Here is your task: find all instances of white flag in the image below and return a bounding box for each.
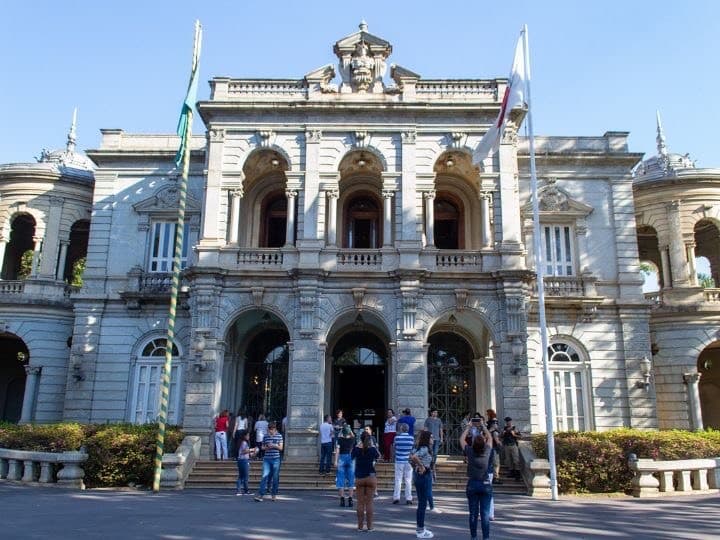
[473,33,527,163]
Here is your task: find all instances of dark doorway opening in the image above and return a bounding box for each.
[331,330,387,437]
[0,335,29,423]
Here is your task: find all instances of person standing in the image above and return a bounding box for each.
[383,408,397,461]
[214,409,230,461]
[334,425,356,507]
[501,416,521,479]
[352,431,381,532]
[410,430,435,539]
[254,414,268,459]
[397,408,416,436]
[319,414,334,475]
[254,421,283,502]
[423,408,444,468]
[333,409,347,447]
[232,409,248,458]
[392,422,414,505]
[235,429,256,495]
[460,422,494,540]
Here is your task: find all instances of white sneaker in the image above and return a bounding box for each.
[431,507,442,514]
[416,529,434,539]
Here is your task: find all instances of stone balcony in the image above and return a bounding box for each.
[645,287,720,309]
[0,279,77,307]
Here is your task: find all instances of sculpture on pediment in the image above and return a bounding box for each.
[539,184,569,212]
[351,41,374,92]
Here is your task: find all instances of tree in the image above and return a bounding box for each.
[697,272,715,288]
[18,249,34,279]
[70,257,86,287]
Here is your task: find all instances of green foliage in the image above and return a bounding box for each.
[70,257,86,287]
[531,429,720,494]
[83,424,184,488]
[697,272,715,288]
[0,422,183,488]
[18,249,34,279]
[639,262,654,276]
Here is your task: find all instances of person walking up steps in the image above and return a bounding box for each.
[214,409,230,461]
[392,422,414,505]
[254,422,283,502]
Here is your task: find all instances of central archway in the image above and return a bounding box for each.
[0,334,29,423]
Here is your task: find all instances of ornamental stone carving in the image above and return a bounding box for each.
[539,184,569,212]
[402,131,416,144]
[209,129,225,143]
[306,130,322,143]
[350,42,374,92]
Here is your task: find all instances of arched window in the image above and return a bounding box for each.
[260,193,288,248]
[2,214,36,280]
[434,196,464,249]
[344,195,381,249]
[548,342,592,431]
[242,328,289,422]
[129,338,182,424]
[64,220,90,284]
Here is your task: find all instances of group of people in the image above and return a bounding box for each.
[212,409,287,462]
[226,405,521,540]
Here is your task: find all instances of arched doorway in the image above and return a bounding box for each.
[0,335,29,423]
[222,311,290,424]
[698,342,720,429]
[2,214,36,280]
[330,327,388,435]
[427,331,476,455]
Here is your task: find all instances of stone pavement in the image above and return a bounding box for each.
[1,483,719,539]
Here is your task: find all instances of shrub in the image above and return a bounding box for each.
[531,429,720,494]
[0,422,85,452]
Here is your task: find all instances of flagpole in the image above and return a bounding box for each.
[522,24,558,501]
[153,20,202,493]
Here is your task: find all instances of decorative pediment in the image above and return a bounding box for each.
[521,181,593,219]
[334,22,393,94]
[133,186,202,219]
[304,64,337,93]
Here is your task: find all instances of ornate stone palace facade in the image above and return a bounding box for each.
[1,24,718,457]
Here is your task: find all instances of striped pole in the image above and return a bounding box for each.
[153,21,202,493]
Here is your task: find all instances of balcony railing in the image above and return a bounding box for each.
[236,249,284,266]
[535,276,585,297]
[704,288,720,302]
[0,280,25,294]
[435,251,483,269]
[336,249,383,268]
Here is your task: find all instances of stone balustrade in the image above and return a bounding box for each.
[435,251,483,269]
[703,288,720,302]
[0,447,88,489]
[336,249,382,268]
[236,248,284,266]
[160,436,201,490]
[0,280,25,294]
[518,441,550,497]
[628,454,720,497]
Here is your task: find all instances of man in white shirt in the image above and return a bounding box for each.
[319,414,334,475]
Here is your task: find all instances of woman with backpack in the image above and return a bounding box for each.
[460,419,494,540]
[351,430,381,531]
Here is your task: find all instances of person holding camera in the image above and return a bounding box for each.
[409,430,434,539]
[460,417,494,540]
[501,417,521,480]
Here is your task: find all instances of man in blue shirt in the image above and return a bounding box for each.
[397,408,416,436]
[392,422,414,504]
[254,422,283,502]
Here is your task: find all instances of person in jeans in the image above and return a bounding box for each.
[392,422,414,504]
[410,430,434,539]
[254,422,283,502]
[351,431,380,531]
[423,407,444,469]
[214,409,230,460]
[319,414,334,475]
[460,421,494,540]
[235,429,256,495]
[334,425,355,507]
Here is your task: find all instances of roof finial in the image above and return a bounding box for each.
[66,107,78,153]
[656,109,667,157]
[359,20,368,32]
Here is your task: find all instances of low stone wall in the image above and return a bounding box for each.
[0,448,88,489]
[518,440,550,497]
[160,436,201,489]
[628,454,720,497]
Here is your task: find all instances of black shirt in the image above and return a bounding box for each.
[464,445,493,482]
[351,446,380,478]
[337,436,355,455]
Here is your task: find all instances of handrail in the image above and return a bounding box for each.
[160,436,201,489]
[628,454,720,497]
[0,447,88,489]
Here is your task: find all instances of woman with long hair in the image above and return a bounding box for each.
[460,418,494,540]
[235,429,257,495]
[351,431,380,531]
[409,430,434,539]
[232,409,248,458]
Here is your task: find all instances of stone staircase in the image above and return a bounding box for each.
[186,458,527,494]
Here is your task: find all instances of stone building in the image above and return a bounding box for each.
[1,24,717,457]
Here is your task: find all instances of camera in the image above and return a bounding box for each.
[471,416,482,424]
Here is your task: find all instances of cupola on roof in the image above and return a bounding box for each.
[37,108,95,174]
[634,111,694,181]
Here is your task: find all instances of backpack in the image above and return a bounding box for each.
[466,446,495,482]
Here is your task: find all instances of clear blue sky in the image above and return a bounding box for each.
[2,1,718,168]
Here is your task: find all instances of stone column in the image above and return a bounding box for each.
[285,189,297,247]
[497,124,524,269]
[683,372,703,431]
[486,357,497,412]
[480,192,493,248]
[686,243,697,286]
[400,130,420,244]
[19,365,41,424]
[473,358,486,410]
[383,190,394,247]
[666,201,690,286]
[39,197,64,279]
[326,190,338,246]
[56,241,69,280]
[660,247,672,288]
[0,235,7,277]
[30,236,42,277]
[228,188,243,245]
[424,190,436,248]
[200,128,225,246]
[576,221,589,273]
[302,130,322,245]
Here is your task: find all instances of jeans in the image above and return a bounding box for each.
[258,457,281,497]
[431,438,440,468]
[336,453,355,489]
[214,431,227,460]
[466,478,493,540]
[393,461,413,501]
[319,442,333,473]
[355,475,377,529]
[236,459,249,493]
[413,470,432,530]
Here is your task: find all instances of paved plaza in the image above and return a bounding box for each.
[1,483,719,539]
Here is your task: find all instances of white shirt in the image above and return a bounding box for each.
[319,422,333,444]
[255,420,268,442]
[234,417,247,433]
[384,416,397,434]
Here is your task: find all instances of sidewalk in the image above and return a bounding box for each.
[1,483,718,539]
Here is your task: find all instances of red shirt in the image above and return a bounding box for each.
[215,416,229,432]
